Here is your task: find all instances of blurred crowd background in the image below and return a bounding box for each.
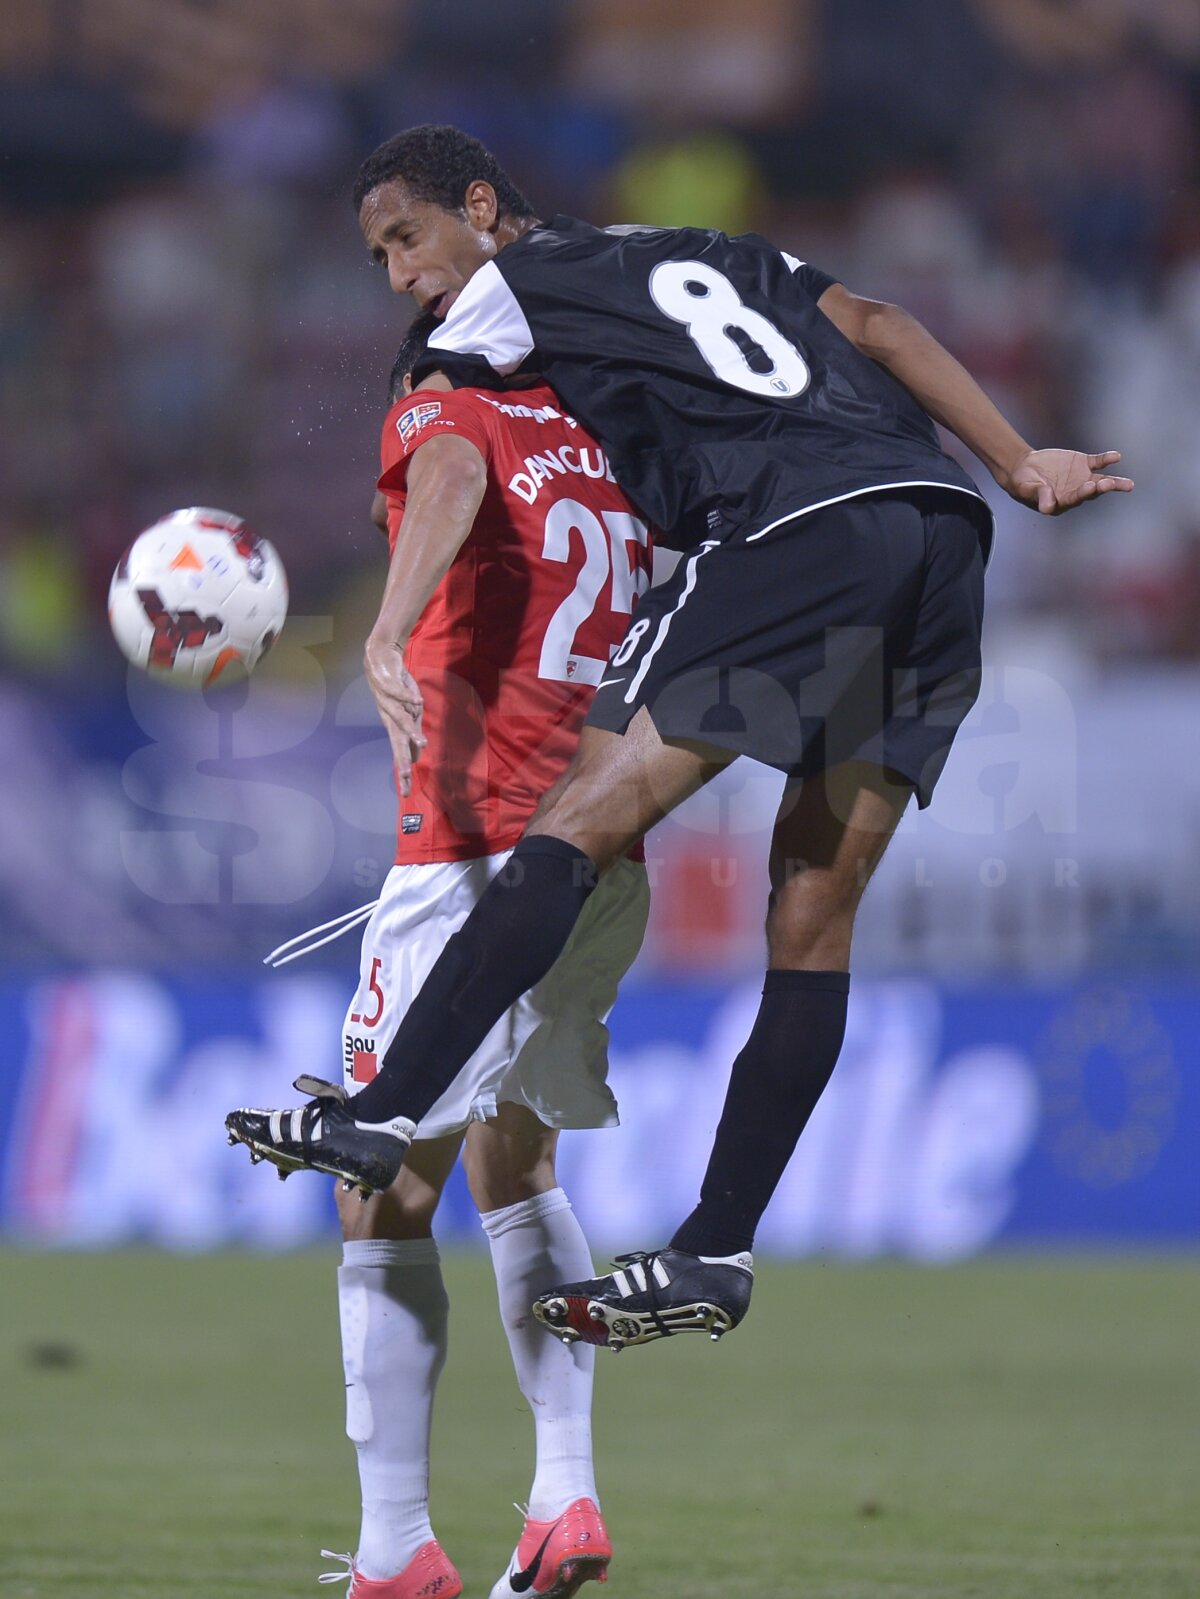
[2,0,1199,975]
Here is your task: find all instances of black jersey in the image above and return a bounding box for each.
[413,214,990,555]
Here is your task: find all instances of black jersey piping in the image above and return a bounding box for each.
[743,481,995,566]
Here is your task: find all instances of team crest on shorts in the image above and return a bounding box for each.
[401,813,423,833]
[398,402,442,446]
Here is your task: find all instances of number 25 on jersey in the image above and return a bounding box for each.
[538,499,650,685]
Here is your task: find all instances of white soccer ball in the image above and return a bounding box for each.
[108,507,288,688]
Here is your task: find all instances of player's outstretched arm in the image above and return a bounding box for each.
[1001,447,1134,515]
[366,431,487,795]
[816,284,1134,516]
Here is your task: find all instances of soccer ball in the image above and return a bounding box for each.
[108,507,288,688]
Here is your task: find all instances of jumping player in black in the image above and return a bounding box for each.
[228,126,1133,1350]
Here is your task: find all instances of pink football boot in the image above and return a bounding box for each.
[319,1539,462,1599]
[489,1498,612,1598]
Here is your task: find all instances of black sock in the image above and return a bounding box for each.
[670,969,850,1257]
[348,836,597,1125]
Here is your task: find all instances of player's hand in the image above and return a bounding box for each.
[1004,449,1134,516]
[364,636,427,797]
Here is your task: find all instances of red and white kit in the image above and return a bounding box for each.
[343,382,653,1137]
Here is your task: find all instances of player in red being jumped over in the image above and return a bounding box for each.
[231,315,651,1599]
[230,125,1133,1357]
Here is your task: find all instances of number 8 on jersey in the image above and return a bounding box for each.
[649,262,811,399]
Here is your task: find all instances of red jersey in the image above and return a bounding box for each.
[378,382,651,864]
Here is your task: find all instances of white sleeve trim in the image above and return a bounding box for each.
[780,251,805,273]
[427,259,534,376]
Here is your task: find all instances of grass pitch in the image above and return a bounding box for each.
[1,1250,1197,1598]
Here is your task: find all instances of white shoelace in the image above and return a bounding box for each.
[262,900,380,968]
[317,1549,354,1586]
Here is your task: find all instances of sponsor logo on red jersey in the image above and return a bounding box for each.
[398,401,443,447]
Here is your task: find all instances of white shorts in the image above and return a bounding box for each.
[341,853,650,1139]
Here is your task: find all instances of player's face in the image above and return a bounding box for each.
[360,180,499,318]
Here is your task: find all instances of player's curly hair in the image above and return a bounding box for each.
[353,124,536,221]
[389,310,439,404]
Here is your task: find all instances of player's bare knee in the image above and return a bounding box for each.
[526,799,624,874]
[463,1111,558,1214]
[766,875,857,968]
[467,1161,556,1214]
[527,716,718,869]
[335,1152,448,1241]
[526,769,634,872]
[463,1136,558,1212]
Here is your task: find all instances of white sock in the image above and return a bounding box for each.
[480,1187,598,1520]
[337,1237,448,1580]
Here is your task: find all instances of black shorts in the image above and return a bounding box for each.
[586,487,986,808]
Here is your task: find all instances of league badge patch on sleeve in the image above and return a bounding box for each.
[398,401,443,448]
